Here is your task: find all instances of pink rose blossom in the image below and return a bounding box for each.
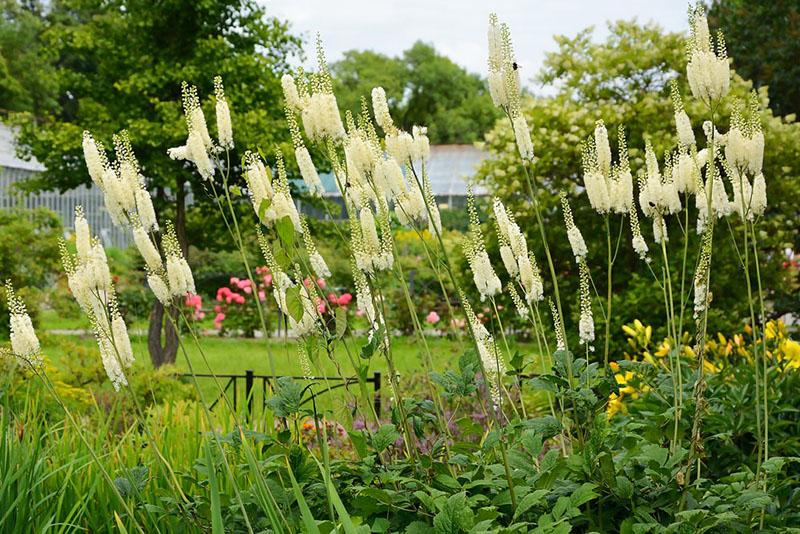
[230,277,240,285]
[258,290,266,301]
[213,305,222,313]
[317,278,326,289]
[426,311,440,324]
[263,274,273,287]
[337,293,353,306]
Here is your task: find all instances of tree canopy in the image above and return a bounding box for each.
[12,0,300,242]
[332,41,500,144]
[475,20,800,343]
[0,1,57,114]
[708,0,800,118]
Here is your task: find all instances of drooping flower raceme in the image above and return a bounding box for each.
[301,218,332,279]
[5,281,41,366]
[168,82,215,179]
[487,14,533,161]
[462,291,505,408]
[578,260,595,348]
[60,209,134,390]
[214,76,234,150]
[561,195,588,262]
[286,107,324,196]
[493,198,543,303]
[162,223,195,298]
[464,190,501,300]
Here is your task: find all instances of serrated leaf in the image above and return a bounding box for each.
[371,424,400,453]
[569,482,598,508]
[258,198,272,222]
[276,215,295,250]
[284,285,304,322]
[513,489,549,519]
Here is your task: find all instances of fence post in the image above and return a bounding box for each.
[373,371,381,415]
[245,370,254,418]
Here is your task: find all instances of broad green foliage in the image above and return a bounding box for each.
[332,42,501,144]
[11,0,300,240]
[475,20,800,343]
[0,208,61,336]
[0,1,57,114]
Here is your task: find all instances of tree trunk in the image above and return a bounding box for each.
[148,299,179,367]
[146,177,188,368]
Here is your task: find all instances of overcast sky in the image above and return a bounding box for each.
[263,0,689,91]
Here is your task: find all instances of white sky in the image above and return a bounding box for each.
[263,0,689,90]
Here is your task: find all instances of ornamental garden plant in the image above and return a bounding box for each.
[2,5,800,533]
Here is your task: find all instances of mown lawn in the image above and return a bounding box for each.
[37,310,544,414]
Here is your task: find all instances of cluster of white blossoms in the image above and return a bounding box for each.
[464,190,502,301]
[723,96,767,221]
[60,208,134,390]
[246,153,302,233]
[167,82,222,179]
[578,260,595,348]
[5,281,41,366]
[214,76,234,150]
[628,205,650,261]
[493,198,543,303]
[639,141,682,219]
[686,6,730,106]
[462,291,505,407]
[581,122,634,214]
[257,230,321,337]
[367,86,440,234]
[560,195,588,262]
[162,223,196,300]
[282,40,346,142]
[286,108,324,196]
[301,218,331,279]
[351,202,394,274]
[487,14,533,161]
[81,129,195,307]
[82,131,158,232]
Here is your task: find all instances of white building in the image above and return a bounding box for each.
[0,123,129,247]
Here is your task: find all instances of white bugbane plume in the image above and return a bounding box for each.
[214,76,234,150]
[5,281,41,366]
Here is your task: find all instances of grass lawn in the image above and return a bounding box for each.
[38,311,544,417]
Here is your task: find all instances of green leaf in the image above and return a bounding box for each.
[513,489,548,519]
[276,215,295,251]
[284,285,304,322]
[371,424,400,453]
[266,377,303,418]
[258,198,272,222]
[348,431,368,459]
[204,442,224,534]
[615,476,633,500]
[286,460,322,534]
[433,493,474,534]
[569,482,598,508]
[509,350,525,372]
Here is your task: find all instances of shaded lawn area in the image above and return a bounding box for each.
[37,310,546,415]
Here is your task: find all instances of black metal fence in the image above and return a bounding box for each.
[177,370,382,417]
